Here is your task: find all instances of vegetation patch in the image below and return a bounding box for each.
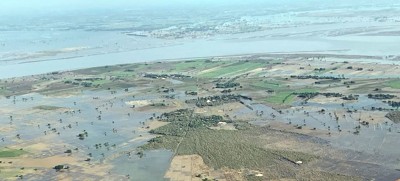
[251,80,281,90]
[385,111,400,124]
[108,70,135,77]
[0,168,23,179]
[185,94,251,108]
[199,62,263,78]
[0,148,27,158]
[266,91,295,104]
[141,109,317,177]
[169,59,223,72]
[149,109,223,136]
[34,105,64,111]
[387,80,400,89]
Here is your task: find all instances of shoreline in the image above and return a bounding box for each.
[1,52,399,80]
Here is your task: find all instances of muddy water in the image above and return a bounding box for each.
[0,89,172,180]
[242,97,400,179]
[244,96,400,158]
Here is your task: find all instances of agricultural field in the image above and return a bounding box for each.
[387,80,400,89]
[0,148,27,158]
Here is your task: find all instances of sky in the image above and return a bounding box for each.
[0,0,398,16]
[0,0,282,16]
[0,0,331,11]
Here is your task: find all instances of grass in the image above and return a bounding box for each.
[266,91,295,104]
[140,109,317,175]
[0,89,10,96]
[293,88,318,94]
[178,129,279,169]
[387,80,400,89]
[140,135,181,151]
[106,70,135,77]
[246,175,264,181]
[265,88,318,104]
[199,62,263,78]
[172,60,207,71]
[33,105,63,111]
[143,128,316,170]
[251,80,281,90]
[0,148,27,158]
[167,60,225,73]
[141,122,361,181]
[0,168,22,179]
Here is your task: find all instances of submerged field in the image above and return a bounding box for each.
[0,54,400,180]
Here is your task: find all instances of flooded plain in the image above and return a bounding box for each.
[0,89,173,180]
[1,1,400,180]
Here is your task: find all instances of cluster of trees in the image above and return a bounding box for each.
[77,130,88,140]
[74,78,103,81]
[158,87,174,93]
[185,94,251,107]
[221,89,232,94]
[342,94,359,100]
[64,77,106,88]
[185,91,198,95]
[294,92,343,100]
[160,109,194,122]
[216,82,240,89]
[343,81,356,85]
[64,80,93,87]
[367,94,396,100]
[53,165,69,172]
[143,73,190,79]
[151,109,224,136]
[314,68,326,71]
[215,76,241,89]
[290,75,344,80]
[315,79,342,84]
[388,101,400,109]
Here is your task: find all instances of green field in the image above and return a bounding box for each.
[265,89,317,104]
[251,80,281,90]
[107,71,135,78]
[199,62,263,78]
[0,169,23,179]
[0,88,10,96]
[387,80,400,89]
[266,91,295,104]
[141,119,362,180]
[171,60,206,71]
[143,128,316,170]
[167,60,225,73]
[140,109,317,179]
[34,105,64,110]
[0,148,27,158]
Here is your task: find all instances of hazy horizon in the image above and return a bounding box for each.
[1,0,399,15]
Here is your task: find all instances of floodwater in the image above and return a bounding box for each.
[1,28,400,79]
[0,89,172,180]
[246,96,400,157]
[244,96,400,179]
